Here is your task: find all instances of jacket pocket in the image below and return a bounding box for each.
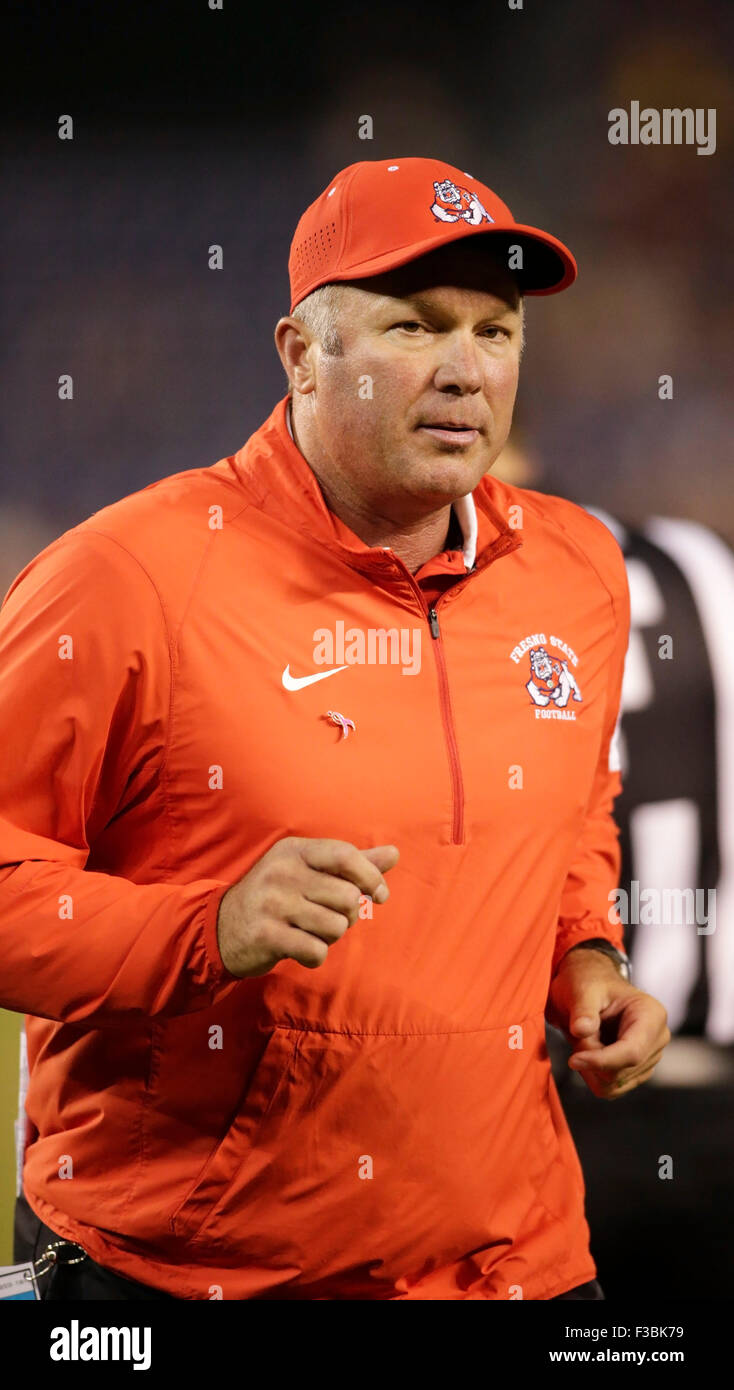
[168,1025,301,1243]
[170,1018,572,1285]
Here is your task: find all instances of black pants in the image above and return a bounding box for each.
[14,1191,604,1301]
[14,1192,176,1301]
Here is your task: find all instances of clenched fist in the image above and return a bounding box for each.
[216,836,400,978]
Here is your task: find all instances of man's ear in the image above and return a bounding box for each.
[274,317,317,395]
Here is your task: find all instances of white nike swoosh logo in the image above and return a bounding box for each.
[281,663,348,691]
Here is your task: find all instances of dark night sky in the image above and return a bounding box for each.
[2,0,731,545]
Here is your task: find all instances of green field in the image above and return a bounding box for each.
[0,1010,22,1263]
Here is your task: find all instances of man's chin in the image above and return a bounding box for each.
[404,439,494,499]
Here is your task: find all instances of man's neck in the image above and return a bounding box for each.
[315,474,454,573]
[287,398,458,574]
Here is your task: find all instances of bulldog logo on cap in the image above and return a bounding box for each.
[430,178,494,227]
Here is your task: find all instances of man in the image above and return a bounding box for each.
[2,157,669,1301]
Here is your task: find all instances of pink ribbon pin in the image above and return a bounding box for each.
[325,710,356,740]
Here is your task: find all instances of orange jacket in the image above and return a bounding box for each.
[0,397,629,1300]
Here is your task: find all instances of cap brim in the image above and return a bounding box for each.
[500,223,577,295]
[290,220,576,311]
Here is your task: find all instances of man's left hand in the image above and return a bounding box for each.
[546,948,671,1099]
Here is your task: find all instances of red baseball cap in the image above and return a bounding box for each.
[288,156,577,312]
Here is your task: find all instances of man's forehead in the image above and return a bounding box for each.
[372,285,521,316]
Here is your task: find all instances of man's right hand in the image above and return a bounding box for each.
[215,836,400,978]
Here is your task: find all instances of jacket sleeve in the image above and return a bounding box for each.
[0,527,239,1024]
[550,527,631,979]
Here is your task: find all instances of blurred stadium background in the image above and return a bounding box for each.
[1,0,732,1294]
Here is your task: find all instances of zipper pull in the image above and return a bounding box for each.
[428,607,440,639]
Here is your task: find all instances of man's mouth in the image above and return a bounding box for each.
[417,421,481,446]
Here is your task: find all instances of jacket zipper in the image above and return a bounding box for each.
[427,603,465,846]
[398,530,520,846]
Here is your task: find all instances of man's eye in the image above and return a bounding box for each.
[391,322,509,338]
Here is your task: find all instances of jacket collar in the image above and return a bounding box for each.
[233,397,522,580]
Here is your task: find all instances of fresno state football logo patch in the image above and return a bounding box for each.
[430,178,494,227]
[509,633,583,721]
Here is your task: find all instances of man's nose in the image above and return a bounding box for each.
[432,332,483,393]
